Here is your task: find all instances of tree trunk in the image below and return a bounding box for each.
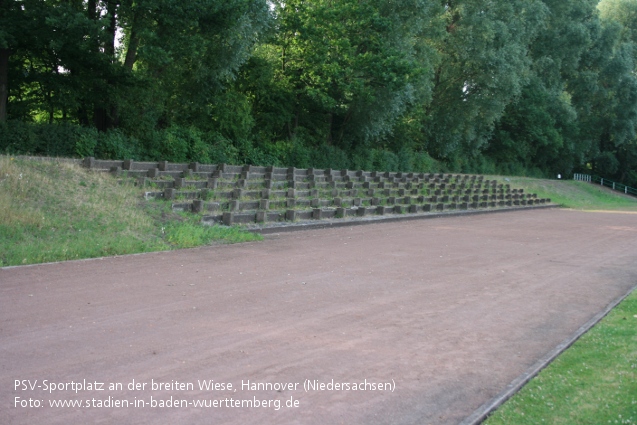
[124,7,142,72]
[0,48,9,123]
[124,31,140,71]
[94,0,119,131]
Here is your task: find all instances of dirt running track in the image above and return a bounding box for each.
[2,209,637,424]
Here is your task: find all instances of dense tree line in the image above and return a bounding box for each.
[1,0,636,184]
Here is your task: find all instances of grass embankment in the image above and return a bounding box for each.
[0,156,260,267]
[491,176,637,211]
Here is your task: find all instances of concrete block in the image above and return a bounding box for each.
[223,212,234,226]
[436,203,445,211]
[123,159,134,170]
[164,188,176,200]
[409,205,418,213]
[233,188,244,199]
[256,211,267,223]
[267,211,282,221]
[356,207,367,217]
[287,188,296,198]
[353,198,362,206]
[230,200,240,211]
[175,178,186,189]
[287,199,296,208]
[394,205,404,214]
[83,157,96,169]
[336,208,346,218]
[286,210,297,221]
[192,200,204,213]
[260,199,269,210]
[207,177,219,189]
[312,209,322,219]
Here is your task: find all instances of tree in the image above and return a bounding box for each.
[486,0,598,176]
[416,0,548,169]
[3,0,270,132]
[251,0,441,150]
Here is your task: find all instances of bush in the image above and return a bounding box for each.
[95,129,141,160]
[0,121,88,157]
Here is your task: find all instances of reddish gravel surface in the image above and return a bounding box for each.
[2,208,637,425]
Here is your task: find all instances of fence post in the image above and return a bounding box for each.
[601,178,604,186]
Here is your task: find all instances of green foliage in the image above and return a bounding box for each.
[420,0,549,159]
[2,0,637,182]
[257,0,440,149]
[0,121,84,157]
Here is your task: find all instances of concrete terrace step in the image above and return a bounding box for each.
[82,157,553,228]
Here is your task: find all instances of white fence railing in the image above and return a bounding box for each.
[574,173,637,197]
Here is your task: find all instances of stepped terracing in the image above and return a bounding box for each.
[83,158,553,230]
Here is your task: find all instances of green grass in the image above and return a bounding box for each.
[484,290,637,425]
[0,156,261,267]
[489,176,637,211]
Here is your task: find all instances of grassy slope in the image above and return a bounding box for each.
[0,156,260,267]
[489,176,637,211]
